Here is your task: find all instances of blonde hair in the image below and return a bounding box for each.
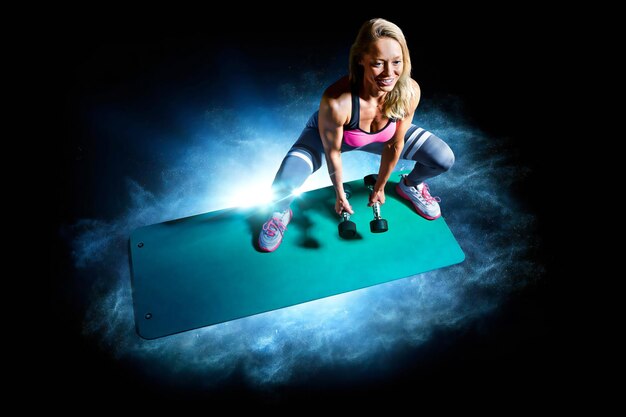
[349,18,417,120]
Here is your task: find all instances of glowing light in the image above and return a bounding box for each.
[225,187,274,208]
[291,187,303,197]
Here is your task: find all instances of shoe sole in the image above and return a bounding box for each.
[258,208,293,252]
[258,239,280,252]
[395,184,441,220]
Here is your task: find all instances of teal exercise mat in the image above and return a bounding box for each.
[129,174,465,339]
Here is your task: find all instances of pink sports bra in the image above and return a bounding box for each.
[343,85,397,147]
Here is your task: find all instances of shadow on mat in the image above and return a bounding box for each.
[292,197,326,249]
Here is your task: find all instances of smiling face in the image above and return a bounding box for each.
[359,37,404,94]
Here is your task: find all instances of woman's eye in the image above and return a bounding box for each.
[372,63,382,67]
[393,61,402,65]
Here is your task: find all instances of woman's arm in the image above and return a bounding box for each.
[319,93,353,215]
[370,80,421,205]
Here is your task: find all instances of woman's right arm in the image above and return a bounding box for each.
[318,95,353,215]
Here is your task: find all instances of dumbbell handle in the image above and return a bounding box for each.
[367,185,383,219]
[342,211,351,221]
[371,202,381,219]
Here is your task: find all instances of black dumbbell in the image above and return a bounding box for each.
[338,183,357,239]
[364,174,388,233]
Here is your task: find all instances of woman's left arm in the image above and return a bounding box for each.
[370,81,420,205]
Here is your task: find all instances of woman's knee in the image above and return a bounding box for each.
[438,144,455,172]
[421,134,455,173]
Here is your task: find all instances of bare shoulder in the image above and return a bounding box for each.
[320,76,351,126]
[410,78,421,109]
[410,78,421,94]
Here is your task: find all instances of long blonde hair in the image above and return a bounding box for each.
[349,18,417,120]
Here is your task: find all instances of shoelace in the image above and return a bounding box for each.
[262,218,286,237]
[419,183,441,204]
[405,177,441,205]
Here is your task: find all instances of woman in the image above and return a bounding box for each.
[259,18,455,252]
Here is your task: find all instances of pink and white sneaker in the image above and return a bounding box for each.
[395,175,442,220]
[258,208,293,252]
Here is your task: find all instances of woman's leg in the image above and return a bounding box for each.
[400,126,455,184]
[259,113,325,252]
[396,126,454,219]
[271,113,325,211]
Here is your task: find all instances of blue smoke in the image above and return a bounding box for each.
[69,71,540,389]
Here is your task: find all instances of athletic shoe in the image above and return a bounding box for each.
[258,208,293,252]
[395,175,441,220]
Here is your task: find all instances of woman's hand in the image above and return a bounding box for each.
[368,189,386,207]
[335,194,354,215]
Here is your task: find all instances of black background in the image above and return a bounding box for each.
[50,10,560,405]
